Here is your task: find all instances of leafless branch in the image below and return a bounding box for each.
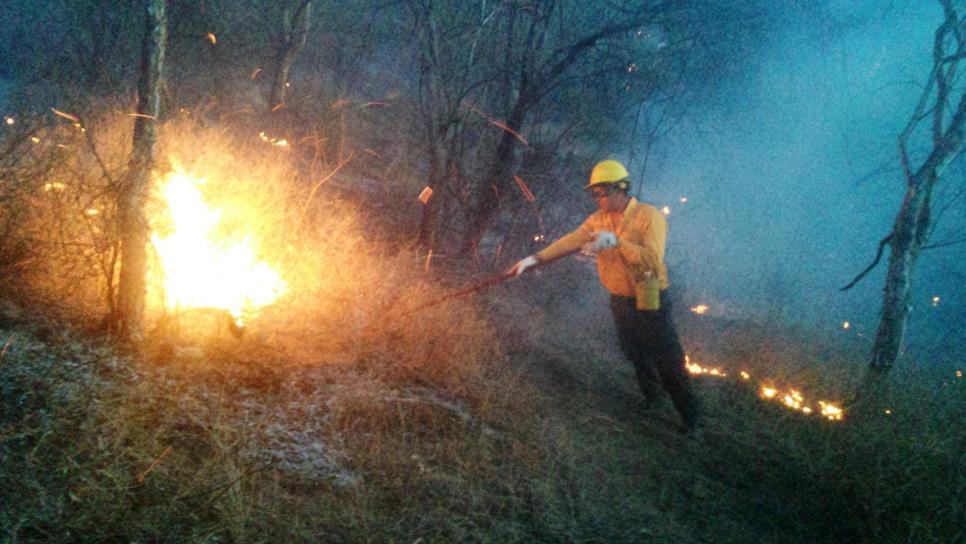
[899,65,939,183]
[923,236,966,249]
[841,233,894,291]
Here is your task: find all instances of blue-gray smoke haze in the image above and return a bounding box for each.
[633,2,963,362]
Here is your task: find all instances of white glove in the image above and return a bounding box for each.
[591,231,618,252]
[509,255,539,277]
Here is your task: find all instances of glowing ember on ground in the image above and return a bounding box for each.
[691,304,709,315]
[782,390,805,410]
[819,402,844,421]
[758,385,842,420]
[149,170,287,325]
[686,356,843,420]
[686,356,727,377]
[4,117,14,125]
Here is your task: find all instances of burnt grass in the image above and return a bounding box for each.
[1,298,964,544]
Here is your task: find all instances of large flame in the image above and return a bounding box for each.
[149,170,287,324]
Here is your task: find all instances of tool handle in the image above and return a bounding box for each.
[402,247,581,315]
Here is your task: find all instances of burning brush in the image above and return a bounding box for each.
[148,168,287,337]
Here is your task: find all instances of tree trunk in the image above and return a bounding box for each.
[115,0,166,341]
[459,103,527,259]
[850,1,966,377]
[269,0,312,111]
[417,108,462,254]
[870,187,928,372]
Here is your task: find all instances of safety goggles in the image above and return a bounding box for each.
[589,185,619,199]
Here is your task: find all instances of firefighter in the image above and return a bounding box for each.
[509,159,700,434]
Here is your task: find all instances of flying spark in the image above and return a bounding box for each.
[463,103,529,145]
[51,108,79,122]
[512,175,535,202]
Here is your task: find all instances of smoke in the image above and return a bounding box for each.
[634,1,962,360]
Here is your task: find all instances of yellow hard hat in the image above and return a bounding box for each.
[586,159,629,188]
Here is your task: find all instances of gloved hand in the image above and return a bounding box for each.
[590,230,618,252]
[508,255,539,277]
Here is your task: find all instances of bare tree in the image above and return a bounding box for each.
[114,0,167,341]
[406,0,497,255]
[269,0,314,111]
[844,0,966,375]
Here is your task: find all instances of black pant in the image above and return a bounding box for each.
[609,291,698,428]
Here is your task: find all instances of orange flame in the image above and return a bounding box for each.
[149,170,287,324]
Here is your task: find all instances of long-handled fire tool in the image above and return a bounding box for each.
[401,247,581,316]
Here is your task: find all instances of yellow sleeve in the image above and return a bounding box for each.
[617,205,665,275]
[535,219,594,262]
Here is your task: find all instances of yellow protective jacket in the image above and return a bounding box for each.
[535,198,669,297]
